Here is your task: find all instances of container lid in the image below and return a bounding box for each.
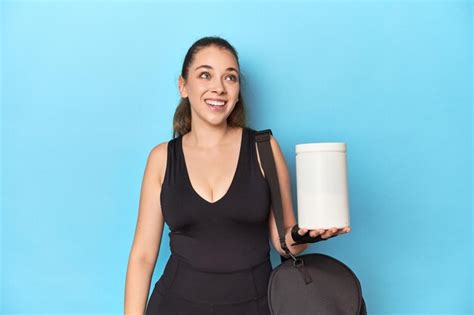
[295,142,346,154]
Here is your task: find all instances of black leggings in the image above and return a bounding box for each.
[145,254,272,315]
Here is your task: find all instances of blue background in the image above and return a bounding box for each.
[1,0,472,314]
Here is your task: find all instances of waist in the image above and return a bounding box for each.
[169,233,271,273]
[155,254,273,305]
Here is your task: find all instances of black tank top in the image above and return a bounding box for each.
[160,127,271,272]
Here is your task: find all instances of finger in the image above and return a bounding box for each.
[321,228,336,238]
[340,227,350,233]
[317,230,326,237]
[338,227,351,235]
[309,230,323,237]
[323,229,337,238]
[298,228,308,235]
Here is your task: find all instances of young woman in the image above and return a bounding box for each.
[124,36,351,315]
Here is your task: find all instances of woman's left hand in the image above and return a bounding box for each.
[296,226,351,240]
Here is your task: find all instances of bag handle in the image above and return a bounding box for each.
[254,129,298,263]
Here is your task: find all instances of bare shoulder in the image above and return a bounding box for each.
[253,130,280,149]
[147,140,169,186]
[259,133,284,158]
[269,134,286,166]
[269,134,281,151]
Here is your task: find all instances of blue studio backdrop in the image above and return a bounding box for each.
[1,1,472,314]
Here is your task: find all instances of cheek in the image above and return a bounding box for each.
[228,84,240,96]
[187,84,206,98]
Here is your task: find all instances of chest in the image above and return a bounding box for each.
[160,139,270,230]
[183,144,241,204]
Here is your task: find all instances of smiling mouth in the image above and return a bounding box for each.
[205,99,227,107]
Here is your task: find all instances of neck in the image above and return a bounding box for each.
[186,122,237,149]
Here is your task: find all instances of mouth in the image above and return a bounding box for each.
[204,98,227,107]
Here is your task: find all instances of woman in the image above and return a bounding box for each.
[124,36,351,315]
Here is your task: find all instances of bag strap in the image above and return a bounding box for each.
[255,129,298,263]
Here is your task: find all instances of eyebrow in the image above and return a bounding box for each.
[194,64,239,74]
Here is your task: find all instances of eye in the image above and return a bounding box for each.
[199,71,238,82]
[199,71,210,79]
[226,74,238,82]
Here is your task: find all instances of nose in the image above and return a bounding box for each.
[210,78,226,94]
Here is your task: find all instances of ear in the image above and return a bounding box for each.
[178,76,188,98]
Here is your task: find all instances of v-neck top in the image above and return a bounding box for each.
[160,127,271,272]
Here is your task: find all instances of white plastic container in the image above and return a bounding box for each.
[295,142,350,230]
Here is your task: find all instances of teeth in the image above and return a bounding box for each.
[205,99,226,106]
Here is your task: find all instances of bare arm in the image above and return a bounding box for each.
[124,142,167,315]
[255,135,308,258]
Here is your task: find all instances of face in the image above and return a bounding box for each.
[178,45,240,126]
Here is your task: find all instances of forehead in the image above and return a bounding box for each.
[191,46,238,70]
